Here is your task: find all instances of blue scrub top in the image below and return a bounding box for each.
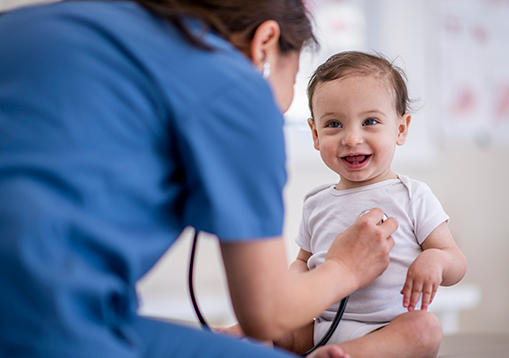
[0,1,287,356]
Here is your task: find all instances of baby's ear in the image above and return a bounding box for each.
[396,113,411,146]
[308,118,320,150]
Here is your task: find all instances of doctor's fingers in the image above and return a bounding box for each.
[359,208,398,233]
[379,216,398,242]
[355,211,397,253]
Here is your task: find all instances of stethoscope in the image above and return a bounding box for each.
[189,209,387,357]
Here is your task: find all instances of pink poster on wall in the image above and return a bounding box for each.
[439,0,509,147]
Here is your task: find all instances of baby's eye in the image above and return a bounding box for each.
[363,118,378,126]
[326,121,342,128]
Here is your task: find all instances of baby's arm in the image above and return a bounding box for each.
[401,221,467,311]
[289,248,313,274]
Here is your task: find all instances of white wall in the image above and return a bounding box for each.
[0,0,50,10]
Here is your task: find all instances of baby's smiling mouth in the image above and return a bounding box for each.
[342,154,371,164]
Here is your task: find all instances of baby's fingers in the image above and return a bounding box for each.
[401,279,423,311]
[419,283,432,311]
[401,279,415,310]
[420,283,438,311]
[409,283,423,311]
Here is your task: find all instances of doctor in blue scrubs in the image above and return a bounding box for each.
[0,0,397,357]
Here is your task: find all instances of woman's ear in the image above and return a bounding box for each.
[249,20,281,70]
[396,113,411,146]
[308,118,320,151]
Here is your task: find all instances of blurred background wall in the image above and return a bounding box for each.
[3,0,508,335]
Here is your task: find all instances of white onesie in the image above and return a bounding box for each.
[295,175,449,344]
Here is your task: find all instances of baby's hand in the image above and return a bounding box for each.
[212,323,244,337]
[401,250,444,311]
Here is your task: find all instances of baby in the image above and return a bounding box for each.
[279,51,467,358]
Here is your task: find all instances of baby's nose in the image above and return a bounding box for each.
[341,129,363,146]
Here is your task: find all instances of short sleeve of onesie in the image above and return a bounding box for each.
[295,183,332,252]
[401,176,449,244]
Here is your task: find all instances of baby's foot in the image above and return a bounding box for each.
[307,345,350,358]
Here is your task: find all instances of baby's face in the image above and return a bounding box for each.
[309,74,410,190]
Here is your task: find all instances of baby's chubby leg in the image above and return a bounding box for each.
[273,322,350,358]
[272,321,314,354]
[332,311,442,358]
[217,322,350,358]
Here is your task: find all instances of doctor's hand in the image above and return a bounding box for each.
[325,208,397,292]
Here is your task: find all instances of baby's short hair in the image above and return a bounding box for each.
[307,51,411,119]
